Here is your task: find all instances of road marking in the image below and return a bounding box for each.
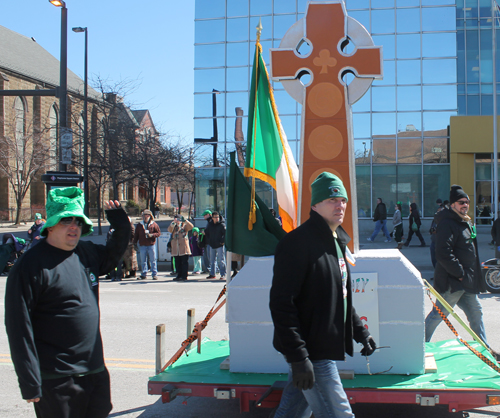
[0,354,155,370]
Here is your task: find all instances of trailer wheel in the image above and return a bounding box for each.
[484,269,500,293]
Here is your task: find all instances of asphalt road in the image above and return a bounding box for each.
[1,225,500,417]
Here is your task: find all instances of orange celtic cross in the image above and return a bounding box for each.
[270,1,382,251]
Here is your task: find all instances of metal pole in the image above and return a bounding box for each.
[493,0,498,220]
[212,89,218,168]
[83,28,89,217]
[59,4,68,172]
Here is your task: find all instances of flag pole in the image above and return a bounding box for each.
[248,19,263,231]
[493,0,498,220]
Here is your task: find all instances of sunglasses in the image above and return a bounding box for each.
[456,200,470,206]
[59,217,84,227]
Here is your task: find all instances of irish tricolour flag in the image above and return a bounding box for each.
[244,41,299,233]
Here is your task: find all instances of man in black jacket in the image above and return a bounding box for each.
[205,211,226,280]
[5,186,131,418]
[270,172,376,418]
[424,185,492,350]
[367,197,391,242]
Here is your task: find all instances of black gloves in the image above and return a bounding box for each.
[291,358,315,390]
[361,335,377,356]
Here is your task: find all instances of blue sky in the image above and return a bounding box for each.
[2,0,195,139]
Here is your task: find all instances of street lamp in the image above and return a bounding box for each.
[72,26,89,217]
[49,0,69,172]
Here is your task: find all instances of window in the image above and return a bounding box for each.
[398,112,422,133]
[397,60,421,85]
[353,113,371,138]
[397,138,422,163]
[228,18,249,42]
[372,165,397,215]
[194,68,225,93]
[396,8,420,33]
[227,42,250,66]
[372,138,396,163]
[195,20,225,44]
[195,0,225,19]
[423,165,450,216]
[372,86,396,111]
[422,7,455,32]
[372,9,395,34]
[423,137,449,163]
[397,86,422,111]
[195,44,225,68]
[356,166,371,217]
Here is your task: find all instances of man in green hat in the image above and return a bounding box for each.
[5,186,131,418]
[27,212,45,248]
[270,172,376,418]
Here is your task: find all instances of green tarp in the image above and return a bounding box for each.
[150,339,500,391]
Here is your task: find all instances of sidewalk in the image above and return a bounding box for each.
[1,217,495,280]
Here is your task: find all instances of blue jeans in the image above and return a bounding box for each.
[192,256,202,273]
[425,287,487,345]
[275,360,354,418]
[370,220,391,241]
[209,246,226,277]
[203,246,211,272]
[430,239,437,268]
[139,244,157,278]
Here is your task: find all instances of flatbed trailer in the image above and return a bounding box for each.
[148,339,500,415]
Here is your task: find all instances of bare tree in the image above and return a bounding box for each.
[0,115,51,224]
[132,134,191,211]
[170,148,195,216]
[90,77,141,201]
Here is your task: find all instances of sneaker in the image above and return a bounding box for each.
[206,275,216,279]
[140,276,147,280]
[384,239,391,243]
[152,276,158,280]
[367,238,374,242]
[220,276,226,281]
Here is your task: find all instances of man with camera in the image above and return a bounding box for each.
[168,214,193,281]
[133,209,161,280]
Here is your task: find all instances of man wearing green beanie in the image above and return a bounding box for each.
[270,172,376,418]
[5,187,131,418]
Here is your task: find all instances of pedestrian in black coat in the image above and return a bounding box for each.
[404,202,426,247]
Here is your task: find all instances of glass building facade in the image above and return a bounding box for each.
[194,0,500,223]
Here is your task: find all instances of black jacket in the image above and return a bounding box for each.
[205,218,226,249]
[5,208,131,400]
[409,208,422,229]
[491,217,500,245]
[373,202,387,222]
[270,210,369,363]
[434,207,485,294]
